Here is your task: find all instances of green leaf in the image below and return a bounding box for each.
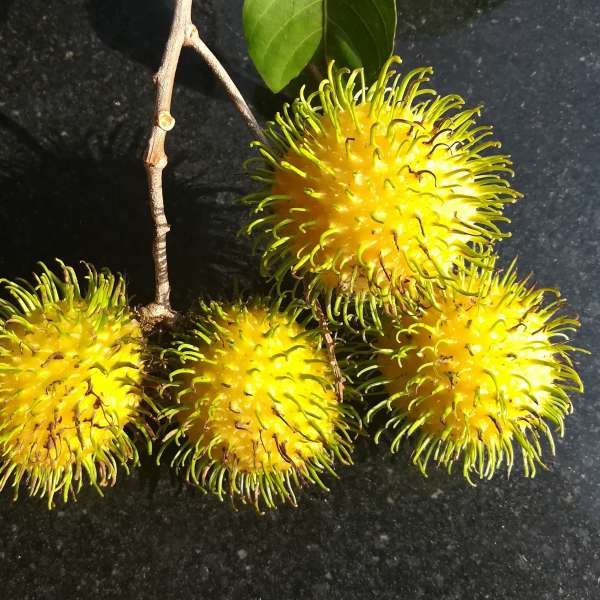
[243,0,324,93]
[325,0,397,82]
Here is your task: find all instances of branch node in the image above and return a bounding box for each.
[137,303,179,334]
[186,23,198,42]
[157,111,176,131]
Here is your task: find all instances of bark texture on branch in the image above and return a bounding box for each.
[141,0,193,328]
[140,0,264,330]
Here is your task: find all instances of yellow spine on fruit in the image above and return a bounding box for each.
[244,56,521,325]
[0,262,149,506]
[160,298,355,510]
[357,259,583,480]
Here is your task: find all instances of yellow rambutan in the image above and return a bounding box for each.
[244,56,521,322]
[0,261,150,506]
[355,259,584,480]
[160,297,354,510]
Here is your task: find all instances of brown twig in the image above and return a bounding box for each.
[186,25,265,142]
[140,0,264,331]
[140,0,192,329]
[312,298,345,403]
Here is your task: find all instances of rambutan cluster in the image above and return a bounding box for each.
[243,56,585,483]
[0,56,585,511]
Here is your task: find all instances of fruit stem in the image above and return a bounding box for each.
[143,0,192,323]
[312,298,345,403]
[142,0,264,329]
[186,25,265,142]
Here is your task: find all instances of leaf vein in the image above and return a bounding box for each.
[258,0,322,64]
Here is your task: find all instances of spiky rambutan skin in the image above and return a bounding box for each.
[353,259,583,481]
[244,56,521,324]
[0,261,150,507]
[160,297,355,510]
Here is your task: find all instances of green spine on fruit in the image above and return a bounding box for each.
[0,261,151,507]
[352,258,584,481]
[159,297,355,510]
[243,55,521,326]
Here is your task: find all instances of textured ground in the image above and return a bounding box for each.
[0,1,599,598]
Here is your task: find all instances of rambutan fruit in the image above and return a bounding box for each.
[244,56,521,322]
[0,261,151,506]
[159,297,355,510]
[355,259,584,480]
